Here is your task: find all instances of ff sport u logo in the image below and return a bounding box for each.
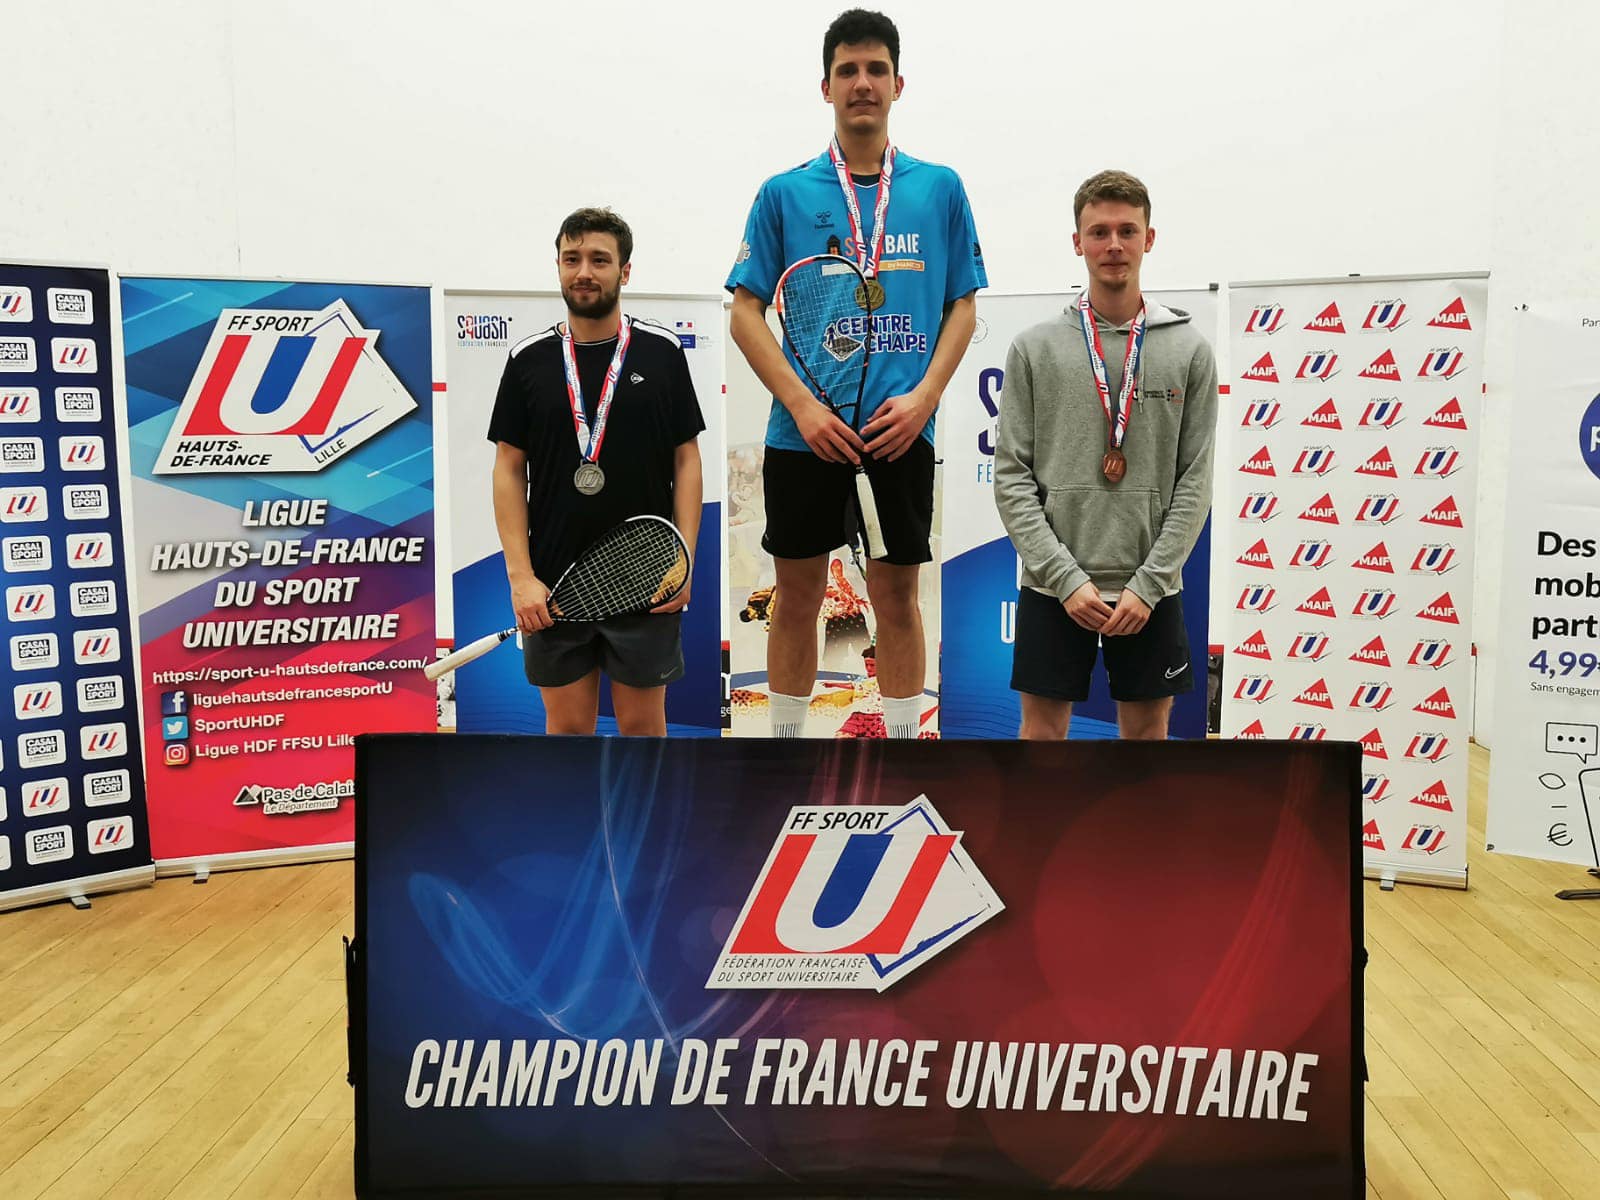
[153,300,417,474]
[708,796,1003,992]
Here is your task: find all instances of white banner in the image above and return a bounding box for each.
[940,290,1218,739]
[725,315,939,739]
[1215,275,1487,886]
[1486,306,1600,867]
[443,291,726,736]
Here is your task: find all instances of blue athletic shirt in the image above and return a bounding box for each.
[726,148,987,452]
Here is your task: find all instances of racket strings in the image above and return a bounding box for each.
[551,520,689,621]
[778,259,871,413]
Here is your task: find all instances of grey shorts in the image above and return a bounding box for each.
[522,612,684,690]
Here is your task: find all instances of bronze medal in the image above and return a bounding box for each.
[1102,448,1127,484]
[855,278,886,312]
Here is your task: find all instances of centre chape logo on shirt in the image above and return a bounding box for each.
[708,795,1003,992]
[153,300,417,474]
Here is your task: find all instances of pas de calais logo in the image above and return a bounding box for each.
[154,301,418,475]
[707,796,1003,992]
[1243,304,1285,334]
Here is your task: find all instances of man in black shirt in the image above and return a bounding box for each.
[488,208,705,735]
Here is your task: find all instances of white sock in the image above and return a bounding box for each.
[882,694,923,739]
[769,690,811,738]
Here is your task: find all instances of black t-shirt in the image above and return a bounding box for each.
[487,318,705,584]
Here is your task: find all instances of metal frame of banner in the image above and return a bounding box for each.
[154,841,353,880]
[0,865,155,914]
[1230,271,1490,289]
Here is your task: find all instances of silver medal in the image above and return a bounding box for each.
[574,463,606,495]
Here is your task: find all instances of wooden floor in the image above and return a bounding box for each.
[1,745,1597,1198]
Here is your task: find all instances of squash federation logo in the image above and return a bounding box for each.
[153,301,417,474]
[708,796,1003,992]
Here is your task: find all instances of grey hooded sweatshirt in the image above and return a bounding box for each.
[993,297,1217,608]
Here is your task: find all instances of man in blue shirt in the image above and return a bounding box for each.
[727,8,986,739]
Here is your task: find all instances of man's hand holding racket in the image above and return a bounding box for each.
[509,571,555,632]
[791,395,865,465]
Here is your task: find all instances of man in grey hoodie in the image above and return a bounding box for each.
[994,170,1217,740]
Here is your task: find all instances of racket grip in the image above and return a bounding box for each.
[424,629,516,680]
[854,468,888,560]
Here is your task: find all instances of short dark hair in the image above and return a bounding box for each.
[823,9,900,78]
[1073,170,1152,228]
[554,207,633,265]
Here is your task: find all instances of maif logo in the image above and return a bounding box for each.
[1305,302,1346,334]
[154,301,418,474]
[1429,298,1471,330]
[707,796,1003,992]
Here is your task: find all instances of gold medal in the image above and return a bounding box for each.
[855,278,886,312]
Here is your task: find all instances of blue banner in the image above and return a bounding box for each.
[1,263,152,905]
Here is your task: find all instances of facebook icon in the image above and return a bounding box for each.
[160,690,189,716]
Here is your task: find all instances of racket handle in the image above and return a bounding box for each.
[854,468,888,560]
[424,628,516,681]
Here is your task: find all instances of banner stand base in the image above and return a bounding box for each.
[155,841,353,879]
[1556,865,1600,901]
[0,865,155,914]
[1364,862,1468,891]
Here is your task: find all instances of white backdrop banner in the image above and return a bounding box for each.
[1486,306,1600,867]
[940,290,1218,739]
[1214,275,1487,886]
[443,291,726,736]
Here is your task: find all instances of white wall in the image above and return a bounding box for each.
[8,0,1585,746]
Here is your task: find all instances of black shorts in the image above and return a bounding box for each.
[762,439,934,565]
[1010,588,1194,702]
[522,612,684,689]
